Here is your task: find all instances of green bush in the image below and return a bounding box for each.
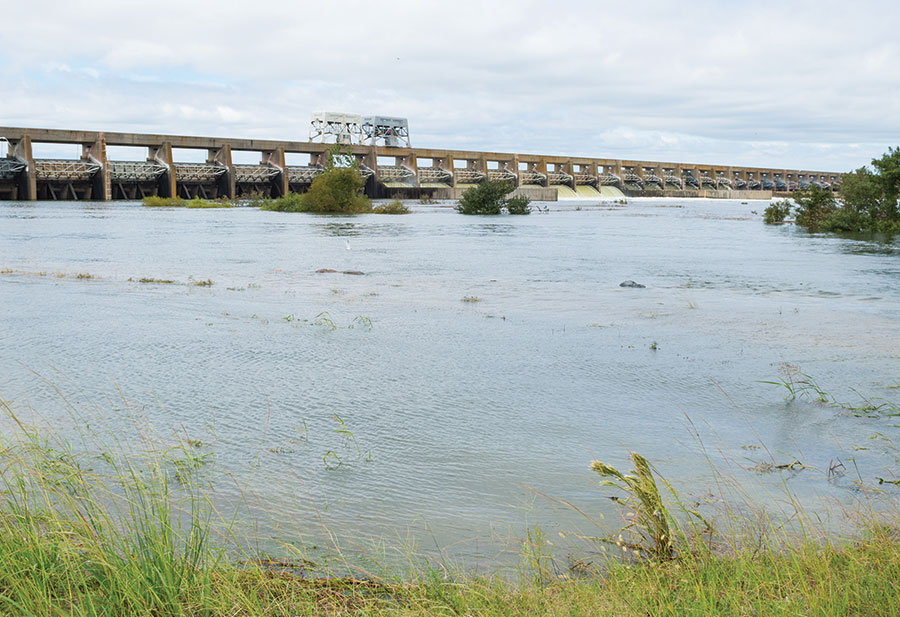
[506,194,532,215]
[793,185,837,232]
[455,179,531,215]
[372,200,411,214]
[261,167,371,214]
[762,200,792,224]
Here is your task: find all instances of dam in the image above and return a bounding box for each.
[0,126,845,202]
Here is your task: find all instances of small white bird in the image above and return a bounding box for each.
[344,239,351,251]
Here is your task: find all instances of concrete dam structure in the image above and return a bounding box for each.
[0,127,844,202]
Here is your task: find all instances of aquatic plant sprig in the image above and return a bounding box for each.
[762,368,900,416]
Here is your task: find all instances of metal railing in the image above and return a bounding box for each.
[0,159,26,180]
[286,165,324,184]
[174,163,228,183]
[35,159,100,181]
[454,169,486,183]
[599,173,622,186]
[234,165,281,183]
[520,170,547,185]
[663,175,683,188]
[547,171,574,186]
[623,172,644,188]
[109,161,168,182]
[642,173,663,188]
[489,169,518,183]
[574,173,598,186]
[418,167,453,184]
[378,165,416,184]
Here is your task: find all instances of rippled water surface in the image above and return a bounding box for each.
[1,198,898,565]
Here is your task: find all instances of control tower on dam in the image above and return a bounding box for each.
[0,127,844,202]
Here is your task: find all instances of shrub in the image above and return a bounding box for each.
[261,167,371,214]
[506,194,532,215]
[793,185,837,232]
[302,167,371,213]
[762,200,792,224]
[372,200,411,214]
[142,196,185,207]
[456,179,532,215]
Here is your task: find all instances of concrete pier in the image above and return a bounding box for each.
[0,127,845,202]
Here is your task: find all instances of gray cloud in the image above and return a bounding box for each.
[2,0,898,170]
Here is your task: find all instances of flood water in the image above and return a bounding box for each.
[1,198,898,567]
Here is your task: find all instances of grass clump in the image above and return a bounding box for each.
[456,179,531,215]
[142,196,185,207]
[185,198,233,209]
[372,200,411,215]
[130,277,175,284]
[763,199,793,224]
[142,196,233,209]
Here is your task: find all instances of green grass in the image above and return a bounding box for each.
[142,196,186,207]
[2,397,900,616]
[185,198,233,209]
[142,196,233,208]
[130,277,176,284]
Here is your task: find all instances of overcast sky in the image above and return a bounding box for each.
[1,0,897,171]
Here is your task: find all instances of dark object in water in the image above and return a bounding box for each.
[342,270,365,275]
[316,268,339,273]
[619,280,646,288]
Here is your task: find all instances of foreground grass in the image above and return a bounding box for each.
[2,402,899,616]
[2,521,898,616]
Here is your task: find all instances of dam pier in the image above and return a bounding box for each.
[0,127,844,202]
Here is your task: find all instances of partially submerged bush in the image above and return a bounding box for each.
[793,185,837,232]
[372,200,411,214]
[506,194,532,215]
[456,179,531,215]
[763,200,792,224]
[261,167,371,214]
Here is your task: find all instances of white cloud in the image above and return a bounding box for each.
[1,0,898,170]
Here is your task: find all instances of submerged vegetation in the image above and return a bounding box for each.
[456,179,531,215]
[142,196,233,209]
[372,200,411,214]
